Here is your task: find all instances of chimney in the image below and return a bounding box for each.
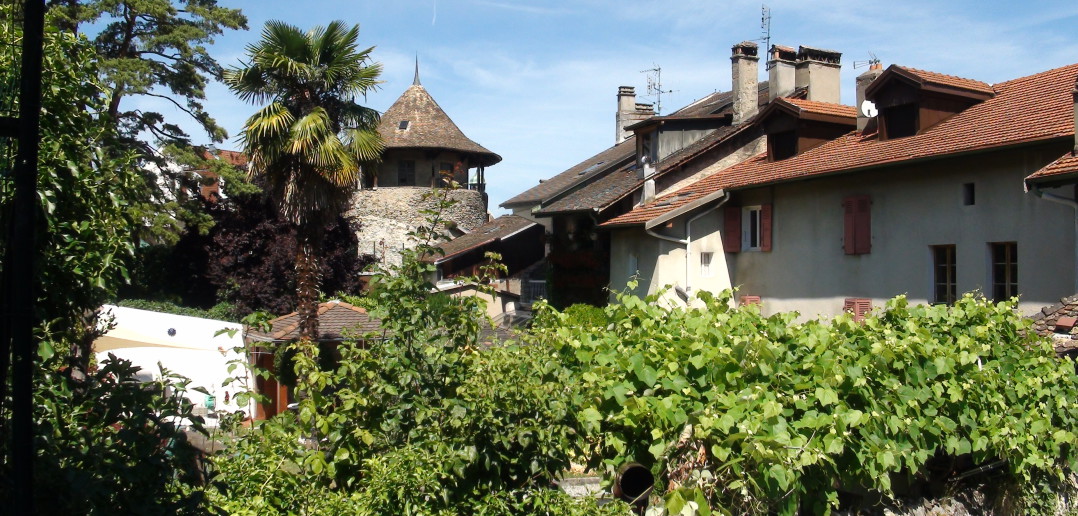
[616,86,654,144]
[730,41,759,125]
[856,62,883,132]
[795,46,842,104]
[1072,78,1077,154]
[767,45,797,101]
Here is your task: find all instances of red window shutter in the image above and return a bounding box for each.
[843,195,871,255]
[760,204,773,252]
[739,295,762,306]
[724,206,741,253]
[844,297,872,322]
[854,196,871,254]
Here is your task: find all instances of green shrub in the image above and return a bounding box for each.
[533,288,1078,515]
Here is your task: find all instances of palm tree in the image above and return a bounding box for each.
[225,20,382,340]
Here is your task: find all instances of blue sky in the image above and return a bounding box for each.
[139,0,1078,215]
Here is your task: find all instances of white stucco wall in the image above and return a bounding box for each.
[611,142,1077,319]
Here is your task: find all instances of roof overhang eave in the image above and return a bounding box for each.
[644,189,728,230]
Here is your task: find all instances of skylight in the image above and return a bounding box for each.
[398,120,410,130]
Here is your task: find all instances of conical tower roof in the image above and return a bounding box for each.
[378,68,501,167]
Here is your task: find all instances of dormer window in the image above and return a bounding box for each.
[865,65,994,141]
[398,120,410,130]
[768,130,797,161]
[881,103,918,139]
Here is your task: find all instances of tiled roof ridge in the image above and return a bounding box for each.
[782,97,858,117]
[895,65,995,94]
[501,137,636,206]
[603,61,1078,228]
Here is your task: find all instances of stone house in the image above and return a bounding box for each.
[602,60,1078,319]
[349,65,501,266]
[505,41,842,307]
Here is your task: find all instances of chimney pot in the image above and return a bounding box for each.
[795,45,842,104]
[767,44,797,100]
[616,86,654,144]
[731,41,760,125]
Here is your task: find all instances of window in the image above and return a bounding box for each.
[628,253,638,276]
[397,160,415,185]
[725,204,772,252]
[881,103,918,139]
[741,205,773,252]
[768,130,797,161]
[398,120,410,130]
[990,242,1017,302]
[962,183,975,206]
[700,252,713,277]
[932,245,956,305]
[843,195,871,255]
[844,298,873,322]
[743,206,762,250]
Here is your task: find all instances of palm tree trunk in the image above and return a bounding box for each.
[295,228,323,341]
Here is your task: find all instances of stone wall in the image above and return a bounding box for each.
[348,187,489,267]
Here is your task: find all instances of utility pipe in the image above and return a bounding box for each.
[644,190,731,296]
[1031,184,1078,293]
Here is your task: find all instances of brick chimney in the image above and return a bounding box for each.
[731,41,760,125]
[616,86,654,144]
[856,62,883,132]
[767,45,797,101]
[795,46,842,103]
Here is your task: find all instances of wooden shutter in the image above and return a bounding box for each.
[843,195,871,255]
[760,204,773,252]
[739,295,762,306]
[844,297,872,322]
[724,206,741,253]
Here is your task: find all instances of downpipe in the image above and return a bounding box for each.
[645,192,731,298]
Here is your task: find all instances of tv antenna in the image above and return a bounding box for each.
[759,5,772,69]
[853,52,881,69]
[641,64,675,115]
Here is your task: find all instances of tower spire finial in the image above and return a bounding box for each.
[413,55,421,86]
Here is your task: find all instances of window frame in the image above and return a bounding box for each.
[742,205,763,251]
[989,242,1017,302]
[700,251,714,278]
[931,244,957,305]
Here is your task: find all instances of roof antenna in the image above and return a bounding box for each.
[640,64,675,115]
[853,52,881,69]
[413,55,421,86]
[759,5,773,70]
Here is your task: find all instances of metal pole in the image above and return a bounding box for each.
[7,1,46,513]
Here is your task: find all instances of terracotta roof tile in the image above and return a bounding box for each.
[379,84,501,167]
[896,66,995,95]
[427,215,537,263]
[1028,152,1078,182]
[603,63,1078,227]
[1030,294,1078,356]
[783,97,858,119]
[501,138,636,207]
[247,301,383,342]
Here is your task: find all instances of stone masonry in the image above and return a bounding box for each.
[348,187,489,267]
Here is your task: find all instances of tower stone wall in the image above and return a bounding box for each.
[348,187,488,266]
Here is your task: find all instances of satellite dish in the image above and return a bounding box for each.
[860,100,878,118]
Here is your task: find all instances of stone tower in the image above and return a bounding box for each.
[350,63,502,266]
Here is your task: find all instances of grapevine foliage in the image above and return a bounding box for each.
[533,288,1078,514]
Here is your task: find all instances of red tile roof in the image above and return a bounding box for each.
[247,301,383,342]
[603,63,1078,227]
[1028,152,1078,183]
[783,97,858,119]
[896,66,995,96]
